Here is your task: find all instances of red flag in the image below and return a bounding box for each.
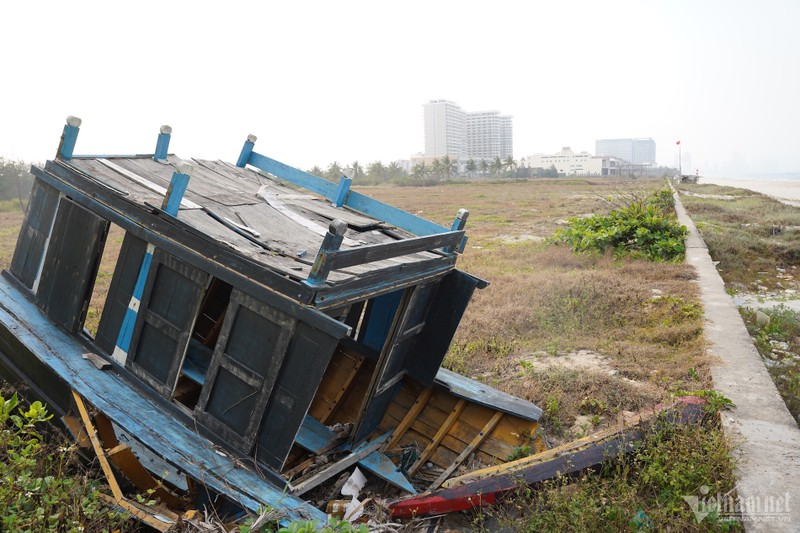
[676,140,681,145]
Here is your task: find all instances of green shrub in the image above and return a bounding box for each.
[553,191,687,261]
[0,392,129,532]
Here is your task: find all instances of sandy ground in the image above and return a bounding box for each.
[701,177,800,203]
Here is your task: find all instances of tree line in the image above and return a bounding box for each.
[308,155,529,186]
[0,158,35,209]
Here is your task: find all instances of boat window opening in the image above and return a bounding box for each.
[83,222,125,340]
[173,277,233,411]
[352,289,404,355]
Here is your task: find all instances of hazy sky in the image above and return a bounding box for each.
[2,1,798,175]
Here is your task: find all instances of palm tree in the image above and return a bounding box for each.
[411,162,429,186]
[309,165,325,178]
[387,161,404,180]
[441,156,456,180]
[503,156,517,178]
[367,161,386,182]
[430,158,443,180]
[479,159,490,177]
[490,156,503,177]
[326,161,343,181]
[465,159,477,178]
[350,161,365,182]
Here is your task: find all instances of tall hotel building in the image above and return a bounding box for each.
[595,138,656,166]
[424,100,512,160]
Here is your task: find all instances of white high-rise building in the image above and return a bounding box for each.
[424,100,467,158]
[467,111,513,160]
[424,101,513,160]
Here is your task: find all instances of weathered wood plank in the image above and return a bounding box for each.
[0,279,325,521]
[291,433,389,496]
[326,231,463,272]
[428,412,504,490]
[358,451,417,494]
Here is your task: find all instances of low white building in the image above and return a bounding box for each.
[525,147,621,176]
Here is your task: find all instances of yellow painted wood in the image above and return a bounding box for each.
[385,387,433,451]
[408,399,467,476]
[442,409,653,488]
[320,353,364,424]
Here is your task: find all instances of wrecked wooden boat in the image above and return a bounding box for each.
[0,117,545,527]
[388,395,707,518]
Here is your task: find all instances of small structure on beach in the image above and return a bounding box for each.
[0,116,548,527]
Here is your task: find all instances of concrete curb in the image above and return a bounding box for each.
[674,189,800,531]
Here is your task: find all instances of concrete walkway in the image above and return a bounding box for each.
[674,191,800,531]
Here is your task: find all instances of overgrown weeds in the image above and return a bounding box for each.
[678,183,800,425]
[477,415,739,532]
[678,184,800,288]
[0,391,130,532]
[552,187,687,261]
[741,305,800,424]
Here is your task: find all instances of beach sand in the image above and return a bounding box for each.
[700,177,800,203]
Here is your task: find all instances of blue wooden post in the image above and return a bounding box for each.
[58,116,82,160]
[111,161,193,365]
[154,125,172,161]
[236,134,258,168]
[112,243,155,365]
[162,161,193,216]
[333,175,352,207]
[446,208,469,253]
[306,219,348,287]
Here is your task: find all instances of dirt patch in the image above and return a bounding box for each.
[494,234,545,244]
[513,349,651,390]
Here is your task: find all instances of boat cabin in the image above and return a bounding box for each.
[1,117,543,522]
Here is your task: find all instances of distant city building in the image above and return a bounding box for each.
[424,100,513,160]
[525,147,622,176]
[466,111,513,160]
[424,100,466,159]
[595,138,656,166]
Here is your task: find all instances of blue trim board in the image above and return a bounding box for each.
[246,151,450,237]
[0,276,326,522]
[115,249,153,354]
[344,189,448,237]
[248,152,338,199]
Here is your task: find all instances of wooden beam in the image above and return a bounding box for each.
[72,390,124,501]
[385,388,433,451]
[428,412,504,491]
[408,399,467,476]
[71,390,178,531]
[324,230,464,273]
[291,433,389,496]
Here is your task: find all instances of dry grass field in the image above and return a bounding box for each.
[367,179,709,439]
